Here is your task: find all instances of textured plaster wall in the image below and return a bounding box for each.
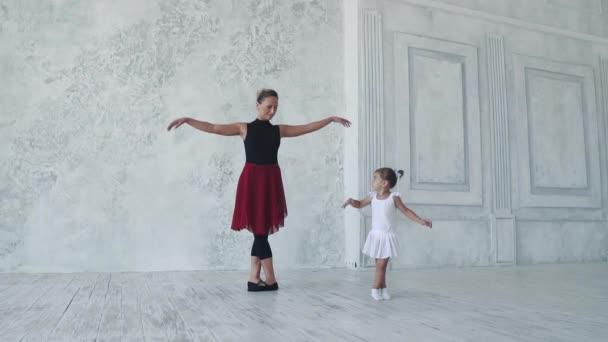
[0,0,345,272]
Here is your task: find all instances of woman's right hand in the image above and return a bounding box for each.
[167,117,190,131]
[342,198,353,208]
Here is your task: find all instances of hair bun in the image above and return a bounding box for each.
[256,88,278,104]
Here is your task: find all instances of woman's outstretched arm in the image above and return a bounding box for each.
[167,117,246,138]
[279,116,351,138]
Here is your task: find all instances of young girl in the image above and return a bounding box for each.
[343,168,432,300]
[168,88,351,292]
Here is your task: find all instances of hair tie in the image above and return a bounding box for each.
[394,169,404,179]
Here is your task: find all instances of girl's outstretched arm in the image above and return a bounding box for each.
[279,116,351,138]
[342,196,371,209]
[394,196,432,228]
[167,117,246,138]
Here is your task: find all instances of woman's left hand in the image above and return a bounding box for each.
[330,116,352,127]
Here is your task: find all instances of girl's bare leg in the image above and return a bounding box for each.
[381,258,389,288]
[374,258,389,289]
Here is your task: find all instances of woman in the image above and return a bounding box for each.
[167,89,351,291]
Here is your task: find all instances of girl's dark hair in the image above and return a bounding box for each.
[375,168,404,188]
[256,88,278,104]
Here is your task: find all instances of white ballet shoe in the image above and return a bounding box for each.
[381,288,391,300]
[371,288,383,301]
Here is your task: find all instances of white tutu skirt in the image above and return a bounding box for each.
[362,230,400,259]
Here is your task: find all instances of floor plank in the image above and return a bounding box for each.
[45,273,100,341]
[1,273,77,341]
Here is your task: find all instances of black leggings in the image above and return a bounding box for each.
[251,235,272,260]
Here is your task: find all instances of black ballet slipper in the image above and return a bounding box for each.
[247,280,268,292]
[247,280,279,292]
[264,282,279,291]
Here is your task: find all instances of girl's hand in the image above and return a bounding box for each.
[342,198,353,208]
[421,219,432,229]
[167,117,190,131]
[330,116,352,127]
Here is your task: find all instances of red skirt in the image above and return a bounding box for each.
[231,163,288,235]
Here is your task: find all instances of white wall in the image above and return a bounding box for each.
[343,0,608,268]
[0,0,345,272]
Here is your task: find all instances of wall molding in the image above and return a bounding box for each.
[486,34,515,264]
[487,35,512,214]
[408,47,470,192]
[600,57,608,218]
[395,0,608,45]
[512,54,602,209]
[524,69,591,195]
[360,10,385,189]
[394,32,483,206]
[601,58,608,140]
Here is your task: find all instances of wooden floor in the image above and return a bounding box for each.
[0,263,607,342]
